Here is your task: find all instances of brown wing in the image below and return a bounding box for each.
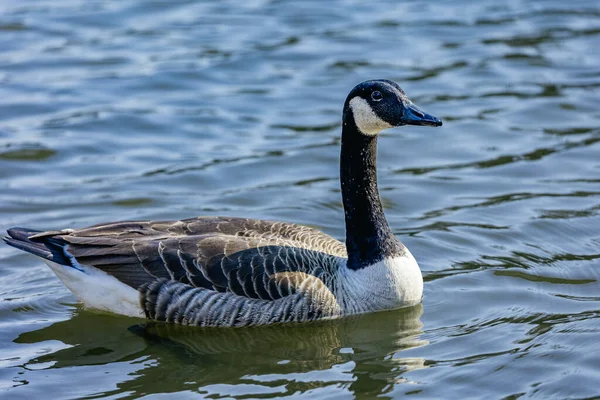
[32,217,346,300]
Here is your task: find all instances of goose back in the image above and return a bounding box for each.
[30,216,347,299]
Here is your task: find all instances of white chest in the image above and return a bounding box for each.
[336,252,424,314]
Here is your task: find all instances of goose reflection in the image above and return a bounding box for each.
[16,305,427,397]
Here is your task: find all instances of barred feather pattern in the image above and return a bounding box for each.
[140,270,343,327]
[28,216,354,326]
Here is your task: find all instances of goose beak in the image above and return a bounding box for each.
[401,103,442,127]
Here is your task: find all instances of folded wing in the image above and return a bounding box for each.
[31,217,347,301]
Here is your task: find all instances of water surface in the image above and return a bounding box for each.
[1,0,599,398]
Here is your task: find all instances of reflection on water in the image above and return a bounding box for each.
[16,306,425,398]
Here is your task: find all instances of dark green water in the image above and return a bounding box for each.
[1,0,599,398]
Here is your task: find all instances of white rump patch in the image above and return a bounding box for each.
[349,96,392,136]
[44,260,144,318]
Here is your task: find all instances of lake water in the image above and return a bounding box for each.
[1,0,599,398]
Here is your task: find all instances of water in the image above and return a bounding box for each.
[1,0,599,398]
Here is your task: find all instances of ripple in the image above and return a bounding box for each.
[544,127,598,136]
[405,61,469,82]
[111,197,153,207]
[395,136,600,175]
[495,270,596,285]
[270,121,339,133]
[0,22,27,31]
[0,143,56,161]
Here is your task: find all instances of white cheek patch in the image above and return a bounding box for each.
[349,97,393,136]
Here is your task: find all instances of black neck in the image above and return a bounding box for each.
[340,113,405,270]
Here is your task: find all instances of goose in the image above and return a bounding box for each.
[4,79,442,327]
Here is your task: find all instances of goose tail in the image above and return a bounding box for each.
[3,227,72,266]
[4,227,144,318]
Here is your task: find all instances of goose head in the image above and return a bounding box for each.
[340,79,442,270]
[343,79,442,136]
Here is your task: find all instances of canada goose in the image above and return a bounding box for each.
[4,79,442,327]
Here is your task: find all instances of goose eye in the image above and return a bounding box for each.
[371,91,383,101]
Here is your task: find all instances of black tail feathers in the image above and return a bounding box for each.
[4,227,71,266]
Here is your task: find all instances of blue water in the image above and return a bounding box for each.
[1,0,599,398]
